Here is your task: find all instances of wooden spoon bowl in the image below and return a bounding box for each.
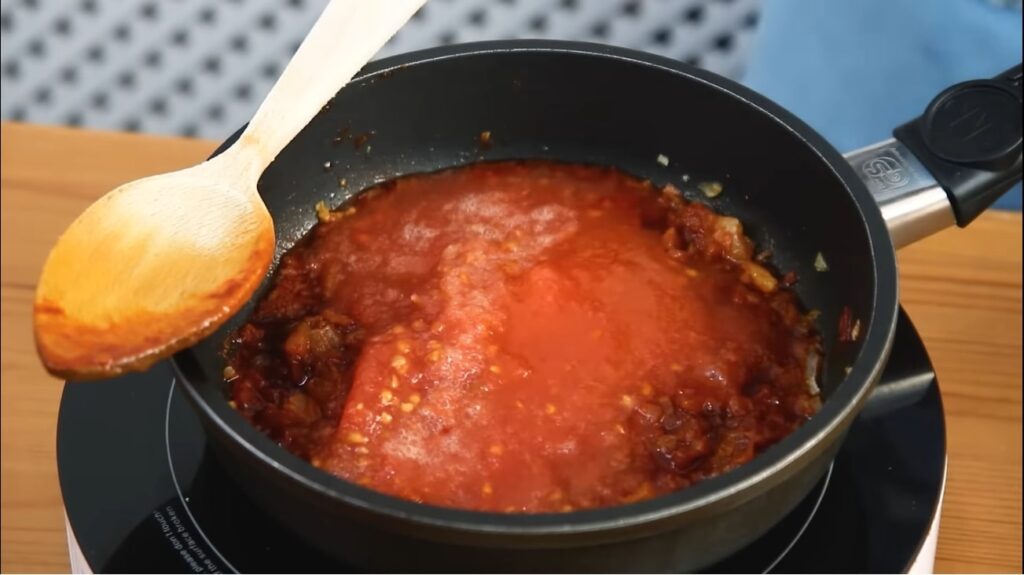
[35,152,274,378]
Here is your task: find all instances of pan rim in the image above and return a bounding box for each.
[173,39,899,542]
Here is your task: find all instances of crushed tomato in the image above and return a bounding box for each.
[228,161,821,513]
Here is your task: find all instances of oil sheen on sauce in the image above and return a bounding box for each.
[228,161,821,513]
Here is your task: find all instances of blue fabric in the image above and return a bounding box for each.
[743,0,1022,210]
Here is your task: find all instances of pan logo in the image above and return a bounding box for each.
[861,152,910,190]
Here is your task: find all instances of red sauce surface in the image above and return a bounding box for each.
[228,161,821,513]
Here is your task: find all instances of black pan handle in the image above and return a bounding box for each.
[843,64,1022,248]
[895,64,1022,223]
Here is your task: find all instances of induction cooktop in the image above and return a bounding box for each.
[57,308,946,573]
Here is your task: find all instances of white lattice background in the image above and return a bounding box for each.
[1,0,760,139]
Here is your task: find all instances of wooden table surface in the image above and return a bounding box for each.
[2,122,1021,573]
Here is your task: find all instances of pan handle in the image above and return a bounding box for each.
[843,64,1022,249]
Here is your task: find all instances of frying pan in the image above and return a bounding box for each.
[171,42,1022,572]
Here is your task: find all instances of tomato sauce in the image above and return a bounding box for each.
[228,161,821,513]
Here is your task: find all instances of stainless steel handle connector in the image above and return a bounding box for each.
[844,139,956,249]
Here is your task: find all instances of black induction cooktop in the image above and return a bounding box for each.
[57,308,946,573]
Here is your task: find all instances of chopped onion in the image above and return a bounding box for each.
[656,154,670,166]
[698,181,723,198]
[804,351,821,395]
[814,252,829,272]
[742,261,779,293]
[663,183,682,197]
[315,200,331,222]
[315,201,356,223]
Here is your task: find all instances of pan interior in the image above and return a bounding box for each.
[177,44,882,505]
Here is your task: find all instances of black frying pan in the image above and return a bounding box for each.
[171,42,1022,572]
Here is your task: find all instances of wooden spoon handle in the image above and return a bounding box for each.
[235,0,426,170]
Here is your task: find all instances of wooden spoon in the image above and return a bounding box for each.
[34,0,426,380]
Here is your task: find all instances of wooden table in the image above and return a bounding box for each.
[2,122,1020,573]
